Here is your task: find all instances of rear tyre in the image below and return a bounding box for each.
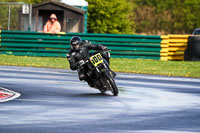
[105,70,118,96]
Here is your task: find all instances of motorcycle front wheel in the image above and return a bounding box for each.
[104,70,118,96]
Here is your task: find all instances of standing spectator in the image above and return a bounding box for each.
[43,14,61,34]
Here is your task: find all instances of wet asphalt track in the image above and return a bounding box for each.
[0,65,200,133]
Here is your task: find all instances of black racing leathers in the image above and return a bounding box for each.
[67,42,109,84]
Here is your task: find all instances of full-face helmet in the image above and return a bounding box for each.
[70,36,82,51]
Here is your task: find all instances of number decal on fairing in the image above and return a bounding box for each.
[90,53,103,67]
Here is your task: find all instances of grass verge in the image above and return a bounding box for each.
[0,55,200,78]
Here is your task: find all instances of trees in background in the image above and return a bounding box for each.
[0,0,47,30]
[86,0,200,34]
[86,0,136,34]
[134,0,200,34]
[170,0,200,34]
[0,0,200,34]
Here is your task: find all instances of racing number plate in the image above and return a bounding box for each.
[89,53,103,67]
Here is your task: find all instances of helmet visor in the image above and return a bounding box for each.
[71,44,80,50]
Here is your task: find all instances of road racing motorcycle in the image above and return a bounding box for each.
[78,51,119,96]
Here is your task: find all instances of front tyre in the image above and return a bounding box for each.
[105,70,118,96]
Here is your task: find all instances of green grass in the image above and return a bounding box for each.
[0,55,69,69]
[0,55,200,78]
[111,58,200,78]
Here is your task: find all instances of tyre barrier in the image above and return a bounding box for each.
[184,36,200,61]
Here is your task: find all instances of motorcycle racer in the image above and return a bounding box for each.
[66,36,116,87]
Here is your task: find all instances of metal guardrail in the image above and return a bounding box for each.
[0,30,162,59]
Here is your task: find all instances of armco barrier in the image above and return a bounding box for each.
[160,35,189,61]
[0,30,191,61]
[0,30,162,59]
[0,30,69,57]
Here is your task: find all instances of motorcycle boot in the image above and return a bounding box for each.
[85,78,94,87]
[78,66,86,81]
